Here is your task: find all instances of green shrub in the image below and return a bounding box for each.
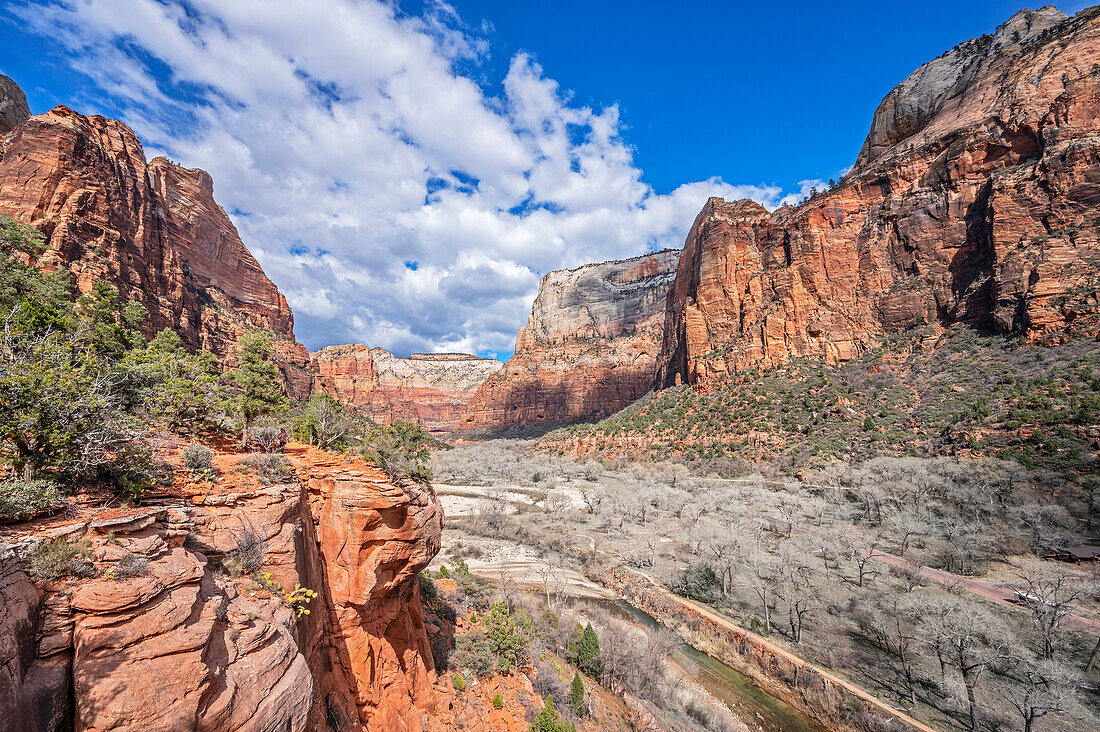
[529,697,575,732]
[492,693,504,710]
[418,570,437,603]
[182,443,214,475]
[237,453,292,483]
[452,673,465,692]
[0,478,63,522]
[363,420,435,481]
[24,537,92,581]
[106,553,148,579]
[452,629,494,677]
[673,564,723,603]
[484,600,533,674]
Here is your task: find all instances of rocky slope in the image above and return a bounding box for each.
[658,6,1100,387]
[0,93,311,397]
[461,250,680,430]
[311,347,502,433]
[1,444,444,732]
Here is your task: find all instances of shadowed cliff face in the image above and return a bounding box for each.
[461,250,679,429]
[0,102,311,397]
[658,6,1100,388]
[310,347,502,433]
[0,75,30,134]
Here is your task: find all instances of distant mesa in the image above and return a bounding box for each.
[310,344,502,433]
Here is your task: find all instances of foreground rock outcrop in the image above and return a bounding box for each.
[1,445,444,731]
[0,93,310,397]
[311,347,501,433]
[659,6,1100,387]
[462,250,679,429]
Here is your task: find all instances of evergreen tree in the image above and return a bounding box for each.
[75,280,146,358]
[484,600,532,673]
[125,328,223,431]
[529,696,575,732]
[573,623,601,676]
[231,331,286,448]
[0,216,74,333]
[569,672,585,716]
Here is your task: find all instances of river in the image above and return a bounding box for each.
[570,596,829,732]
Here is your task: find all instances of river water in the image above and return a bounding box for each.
[570,597,829,732]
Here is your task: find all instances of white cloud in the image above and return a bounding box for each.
[16,0,808,356]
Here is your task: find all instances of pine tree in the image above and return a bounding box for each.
[75,280,146,358]
[569,672,585,716]
[232,331,286,448]
[574,623,601,675]
[529,696,575,732]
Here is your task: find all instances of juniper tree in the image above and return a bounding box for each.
[231,331,286,448]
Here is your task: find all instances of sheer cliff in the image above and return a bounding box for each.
[0,99,311,397]
[658,6,1100,387]
[462,249,679,429]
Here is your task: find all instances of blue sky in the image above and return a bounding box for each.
[1,1,1092,360]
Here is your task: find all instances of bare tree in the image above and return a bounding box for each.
[841,529,883,587]
[993,656,1082,732]
[743,548,781,632]
[917,593,1010,731]
[578,484,603,514]
[1005,560,1097,660]
[859,594,921,703]
[777,545,818,643]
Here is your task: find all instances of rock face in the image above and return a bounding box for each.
[311,346,501,433]
[0,74,30,134]
[659,6,1100,387]
[462,250,679,428]
[0,446,444,731]
[0,97,311,397]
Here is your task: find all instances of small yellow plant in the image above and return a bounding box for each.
[259,572,318,619]
[284,583,318,618]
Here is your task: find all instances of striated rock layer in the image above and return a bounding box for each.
[0,99,311,397]
[462,249,680,429]
[311,347,502,433]
[0,446,444,732]
[659,6,1100,387]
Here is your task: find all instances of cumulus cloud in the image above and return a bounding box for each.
[14,0,809,358]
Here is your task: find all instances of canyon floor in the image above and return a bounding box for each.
[430,439,1100,732]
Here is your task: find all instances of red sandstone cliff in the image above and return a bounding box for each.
[311,347,502,433]
[658,6,1100,387]
[0,99,310,397]
[462,250,679,429]
[1,444,444,732]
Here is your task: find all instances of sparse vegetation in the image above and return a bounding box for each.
[0,478,63,522]
[363,420,435,481]
[237,453,292,483]
[24,536,92,581]
[182,443,215,477]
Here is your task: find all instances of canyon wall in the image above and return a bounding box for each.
[1,447,444,732]
[658,6,1100,387]
[0,100,311,398]
[462,249,679,429]
[0,74,30,134]
[311,346,502,433]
